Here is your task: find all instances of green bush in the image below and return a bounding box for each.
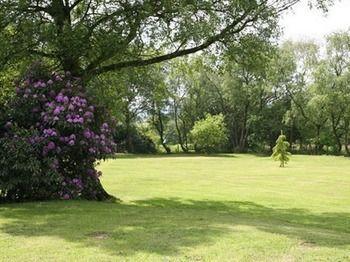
[114,125,157,153]
[190,114,227,153]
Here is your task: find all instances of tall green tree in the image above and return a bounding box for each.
[0,0,328,79]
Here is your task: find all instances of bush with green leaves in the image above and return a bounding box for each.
[114,125,157,154]
[0,63,116,202]
[272,131,291,167]
[190,114,227,153]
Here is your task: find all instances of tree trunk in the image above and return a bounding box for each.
[238,102,249,152]
[90,179,116,201]
[174,101,188,152]
[344,120,350,156]
[315,125,322,155]
[153,106,171,154]
[51,0,82,76]
[125,108,134,153]
[331,114,342,154]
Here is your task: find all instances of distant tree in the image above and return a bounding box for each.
[190,114,227,153]
[272,131,291,167]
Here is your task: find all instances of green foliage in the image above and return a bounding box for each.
[190,114,227,153]
[0,63,116,202]
[0,0,305,77]
[272,132,291,167]
[0,127,45,200]
[114,124,157,154]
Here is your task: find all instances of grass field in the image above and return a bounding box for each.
[1,154,350,261]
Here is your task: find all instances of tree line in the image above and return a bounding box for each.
[103,32,350,155]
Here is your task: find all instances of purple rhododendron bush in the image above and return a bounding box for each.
[0,63,117,202]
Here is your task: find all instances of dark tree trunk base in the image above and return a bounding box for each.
[90,179,118,201]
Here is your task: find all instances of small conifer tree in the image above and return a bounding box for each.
[272,131,291,167]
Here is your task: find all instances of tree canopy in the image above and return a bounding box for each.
[1,0,323,78]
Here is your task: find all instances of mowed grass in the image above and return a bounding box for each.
[1,154,350,261]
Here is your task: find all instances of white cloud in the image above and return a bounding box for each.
[279,0,350,43]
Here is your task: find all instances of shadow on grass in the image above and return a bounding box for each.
[116,153,238,159]
[0,198,349,257]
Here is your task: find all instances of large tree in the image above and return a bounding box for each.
[0,0,317,79]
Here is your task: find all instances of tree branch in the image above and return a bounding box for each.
[91,10,258,75]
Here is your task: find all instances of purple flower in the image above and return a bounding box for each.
[46,101,55,108]
[83,129,92,139]
[53,107,62,115]
[68,104,75,111]
[55,75,63,81]
[47,141,56,150]
[63,194,70,200]
[68,140,75,146]
[55,105,64,114]
[84,111,93,119]
[43,129,57,137]
[47,79,54,85]
[63,96,69,104]
[33,82,41,88]
[55,93,64,103]
[50,159,59,170]
[101,123,110,132]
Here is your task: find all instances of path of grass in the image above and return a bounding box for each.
[0,154,349,261]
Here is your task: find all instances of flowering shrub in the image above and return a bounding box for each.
[0,63,116,201]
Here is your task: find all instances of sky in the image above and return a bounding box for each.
[280,0,350,43]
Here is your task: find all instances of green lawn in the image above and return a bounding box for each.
[1,154,350,261]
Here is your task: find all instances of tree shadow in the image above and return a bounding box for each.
[116,153,238,159]
[0,198,349,257]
